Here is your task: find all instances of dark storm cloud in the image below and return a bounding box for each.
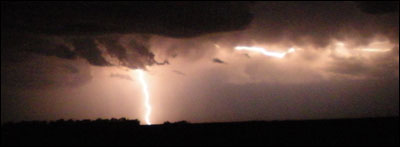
[24,37,77,60]
[4,1,397,69]
[109,34,169,69]
[1,34,77,63]
[356,1,399,15]
[1,56,92,89]
[63,64,80,74]
[97,36,127,62]
[1,33,169,70]
[2,2,253,37]
[213,58,226,64]
[1,1,253,69]
[71,38,110,66]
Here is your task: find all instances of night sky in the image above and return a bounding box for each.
[1,2,399,124]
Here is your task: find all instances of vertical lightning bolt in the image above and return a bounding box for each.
[137,69,152,125]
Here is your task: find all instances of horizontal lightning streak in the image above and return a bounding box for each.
[235,46,295,58]
[360,48,391,52]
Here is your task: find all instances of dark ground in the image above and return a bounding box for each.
[1,117,398,146]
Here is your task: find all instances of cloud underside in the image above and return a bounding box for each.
[1,2,398,88]
[2,2,253,69]
[2,2,398,67]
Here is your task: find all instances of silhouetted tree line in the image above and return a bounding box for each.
[2,118,140,128]
[2,117,398,146]
[1,118,193,128]
[163,120,190,125]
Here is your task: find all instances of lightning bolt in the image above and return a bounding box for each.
[137,69,152,125]
[360,48,391,52]
[235,46,295,58]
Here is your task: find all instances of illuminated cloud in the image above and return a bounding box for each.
[110,74,133,81]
